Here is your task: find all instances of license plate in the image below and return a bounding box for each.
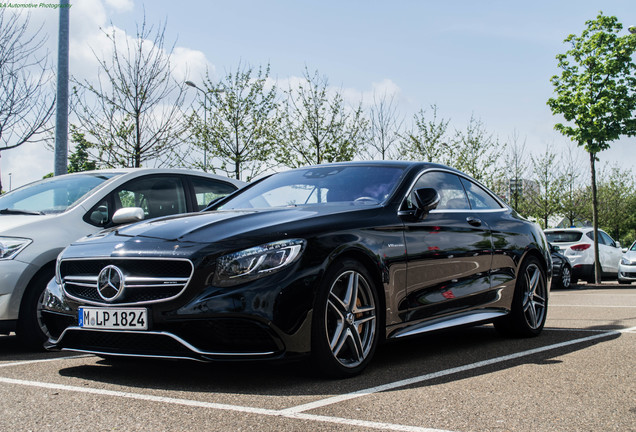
[78,307,148,330]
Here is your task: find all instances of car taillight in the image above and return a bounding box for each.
[570,244,591,251]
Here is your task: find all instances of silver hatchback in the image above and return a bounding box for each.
[0,168,243,349]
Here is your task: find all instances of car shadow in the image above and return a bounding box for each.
[0,333,74,362]
[53,325,622,397]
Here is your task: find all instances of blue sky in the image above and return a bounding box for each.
[2,0,636,189]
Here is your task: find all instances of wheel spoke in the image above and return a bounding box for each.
[526,301,538,328]
[343,272,359,310]
[329,291,347,314]
[348,328,364,362]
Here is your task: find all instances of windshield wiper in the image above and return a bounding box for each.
[0,208,44,215]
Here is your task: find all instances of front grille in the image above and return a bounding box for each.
[60,258,193,306]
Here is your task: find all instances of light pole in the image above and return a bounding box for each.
[185,81,224,172]
[8,173,11,191]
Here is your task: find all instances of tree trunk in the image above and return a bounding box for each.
[589,150,602,284]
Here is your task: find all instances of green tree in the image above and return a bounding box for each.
[558,143,587,227]
[399,104,452,165]
[525,146,564,229]
[547,12,636,283]
[452,115,504,188]
[0,9,55,192]
[591,165,635,245]
[188,64,278,181]
[362,92,403,160]
[72,17,187,168]
[501,131,529,214]
[277,68,367,167]
[67,125,97,173]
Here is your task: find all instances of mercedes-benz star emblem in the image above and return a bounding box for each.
[97,265,125,302]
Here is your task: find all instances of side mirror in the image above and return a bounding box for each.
[413,188,440,214]
[399,188,440,220]
[112,207,145,225]
[615,241,621,249]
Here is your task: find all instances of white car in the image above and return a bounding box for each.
[0,168,244,349]
[544,227,623,283]
[618,241,636,285]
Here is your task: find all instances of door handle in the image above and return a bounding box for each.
[466,217,482,227]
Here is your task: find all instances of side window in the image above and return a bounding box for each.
[408,171,470,211]
[599,231,615,247]
[191,177,238,210]
[459,178,502,210]
[86,176,187,227]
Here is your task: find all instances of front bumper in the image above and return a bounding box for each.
[0,259,36,322]
[42,273,314,362]
[618,263,636,282]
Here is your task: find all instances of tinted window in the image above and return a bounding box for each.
[411,171,470,210]
[191,177,237,211]
[460,177,502,210]
[545,231,583,243]
[87,176,187,227]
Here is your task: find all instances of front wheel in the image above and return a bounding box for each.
[311,259,379,378]
[495,256,548,337]
[17,271,52,351]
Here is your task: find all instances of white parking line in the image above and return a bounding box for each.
[550,304,636,308]
[0,355,92,369]
[1,327,634,431]
[281,326,636,415]
[0,376,453,432]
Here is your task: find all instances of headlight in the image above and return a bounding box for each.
[213,239,305,286]
[621,256,634,266]
[0,237,32,260]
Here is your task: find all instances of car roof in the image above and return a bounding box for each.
[54,168,245,187]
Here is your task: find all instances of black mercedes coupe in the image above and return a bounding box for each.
[42,162,551,377]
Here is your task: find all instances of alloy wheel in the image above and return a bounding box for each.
[522,263,547,330]
[325,270,377,368]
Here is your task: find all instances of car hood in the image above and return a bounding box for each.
[0,213,60,235]
[85,205,383,245]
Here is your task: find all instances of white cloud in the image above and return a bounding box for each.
[170,46,212,83]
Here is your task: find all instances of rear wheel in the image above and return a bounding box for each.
[311,259,379,378]
[495,256,547,337]
[557,265,572,289]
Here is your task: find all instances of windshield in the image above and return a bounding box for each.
[545,231,583,243]
[218,166,406,210]
[0,173,119,215]
[631,242,636,252]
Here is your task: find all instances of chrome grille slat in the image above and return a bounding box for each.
[60,257,194,306]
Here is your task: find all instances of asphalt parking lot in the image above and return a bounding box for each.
[1,282,634,432]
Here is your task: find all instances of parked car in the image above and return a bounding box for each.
[544,228,622,283]
[550,243,572,289]
[42,162,551,378]
[0,168,244,349]
[618,241,636,285]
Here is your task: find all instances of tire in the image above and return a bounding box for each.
[618,280,631,285]
[311,259,380,378]
[558,265,572,289]
[495,256,548,337]
[16,271,53,351]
